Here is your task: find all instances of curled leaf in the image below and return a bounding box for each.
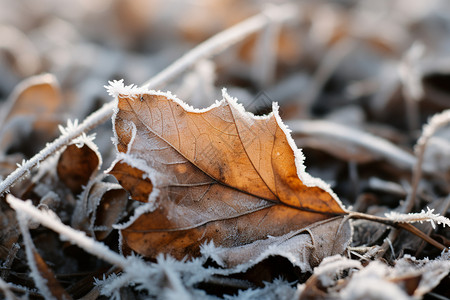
[57,141,101,195]
[108,82,349,265]
[72,179,127,240]
[0,73,63,154]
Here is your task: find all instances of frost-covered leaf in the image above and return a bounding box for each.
[57,137,101,195]
[72,179,127,240]
[107,81,350,267]
[31,249,73,300]
[0,74,63,154]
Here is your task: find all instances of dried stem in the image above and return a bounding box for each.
[375,109,450,257]
[0,3,298,195]
[0,243,19,280]
[397,223,445,251]
[16,210,55,299]
[348,211,446,251]
[404,109,450,213]
[0,277,16,300]
[7,195,128,268]
[0,102,112,195]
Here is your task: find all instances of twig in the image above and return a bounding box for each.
[0,243,20,280]
[16,210,56,300]
[7,195,128,269]
[348,211,446,251]
[0,3,298,195]
[403,109,450,213]
[399,42,425,134]
[0,277,16,300]
[0,102,112,195]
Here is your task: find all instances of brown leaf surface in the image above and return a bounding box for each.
[0,73,63,154]
[109,89,348,261]
[72,179,127,240]
[57,143,101,194]
[32,248,73,300]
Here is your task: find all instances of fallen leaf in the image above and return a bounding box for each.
[57,141,101,194]
[109,161,152,203]
[0,73,63,155]
[203,216,351,270]
[32,248,73,300]
[108,84,349,264]
[71,178,127,240]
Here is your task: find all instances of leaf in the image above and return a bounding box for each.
[32,248,73,300]
[71,178,127,241]
[16,206,72,300]
[108,85,349,264]
[0,74,63,154]
[57,142,101,194]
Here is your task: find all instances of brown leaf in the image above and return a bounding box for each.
[109,161,152,203]
[0,74,63,154]
[32,248,73,300]
[108,87,348,263]
[93,184,128,240]
[207,216,351,269]
[57,143,101,194]
[72,179,127,240]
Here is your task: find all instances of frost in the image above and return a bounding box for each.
[104,79,150,99]
[16,211,56,300]
[313,255,362,287]
[201,217,351,273]
[340,261,410,300]
[16,159,31,176]
[223,278,296,300]
[59,118,100,153]
[416,109,450,153]
[200,240,226,267]
[7,195,128,268]
[0,277,16,300]
[222,88,345,210]
[108,152,164,229]
[58,118,79,136]
[393,253,450,298]
[385,206,450,229]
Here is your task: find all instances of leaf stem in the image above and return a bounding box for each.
[0,3,298,195]
[348,211,446,251]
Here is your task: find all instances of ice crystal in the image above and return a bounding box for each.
[385,207,450,229]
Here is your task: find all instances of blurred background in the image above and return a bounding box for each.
[2,0,450,116]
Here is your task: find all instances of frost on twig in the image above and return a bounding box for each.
[58,118,99,151]
[385,207,450,229]
[404,109,450,213]
[16,211,56,300]
[7,195,128,268]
